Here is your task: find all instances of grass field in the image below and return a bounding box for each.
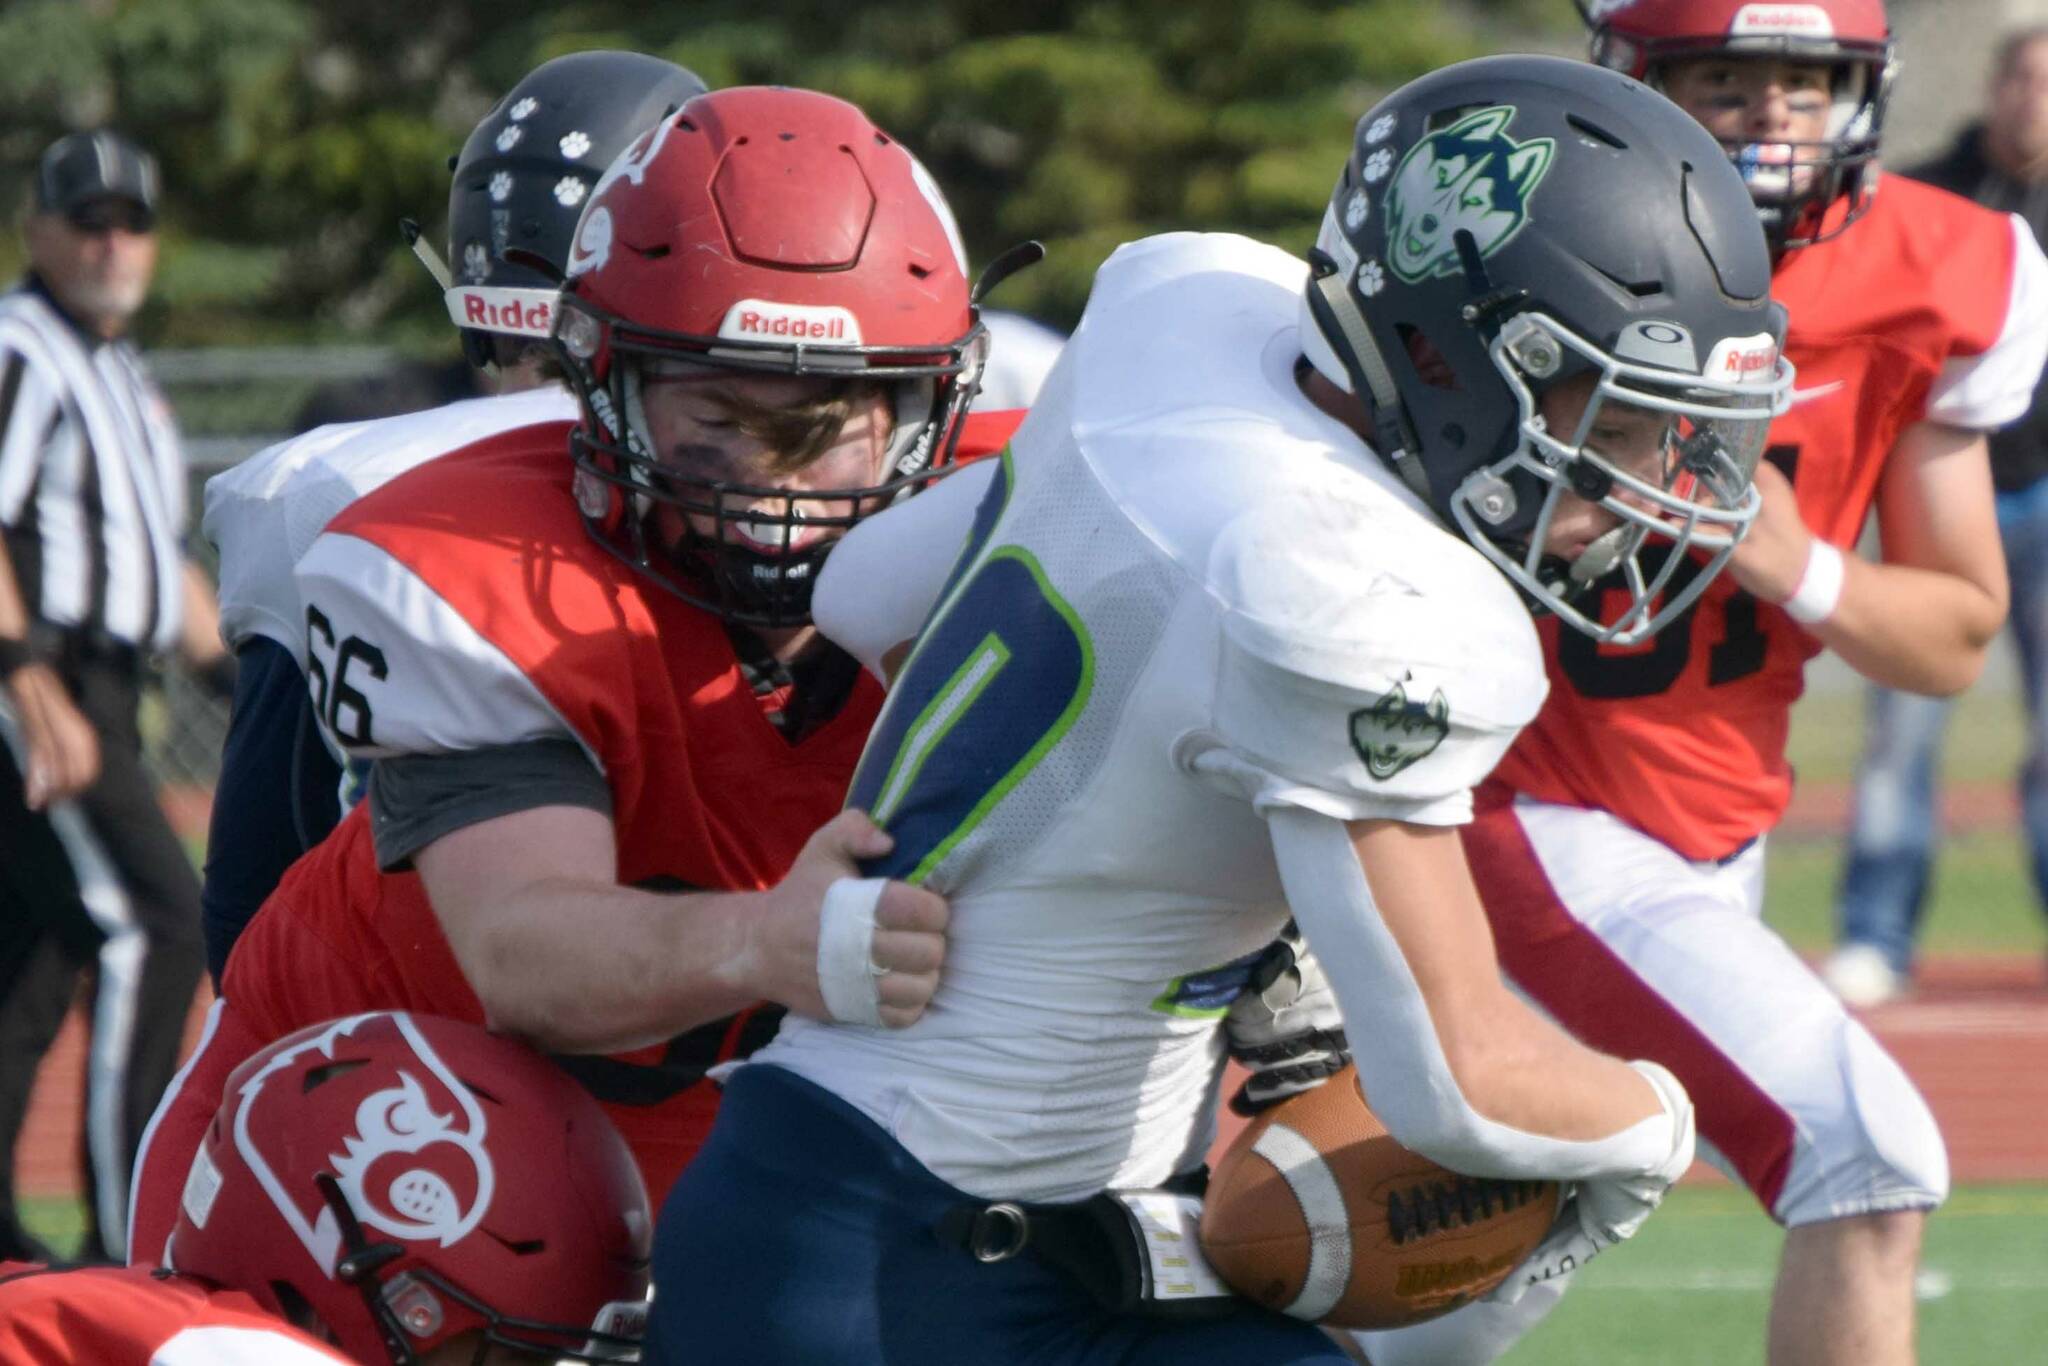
[1512,1184,2048,1365]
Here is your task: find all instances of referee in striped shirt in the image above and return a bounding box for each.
[0,131,223,1263]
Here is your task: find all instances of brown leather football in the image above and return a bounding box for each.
[1199,1064,1560,1329]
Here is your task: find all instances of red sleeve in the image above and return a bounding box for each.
[0,1265,351,1363]
[954,408,1025,463]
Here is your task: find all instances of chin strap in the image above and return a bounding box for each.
[1303,251,1431,503]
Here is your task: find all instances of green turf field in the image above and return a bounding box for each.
[1510,1184,2048,1364]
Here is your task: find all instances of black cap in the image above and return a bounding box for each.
[34,131,160,229]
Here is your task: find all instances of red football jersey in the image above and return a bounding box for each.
[0,1264,349,1364]
[219,409,1025,1206]
[1492,178,2036,859]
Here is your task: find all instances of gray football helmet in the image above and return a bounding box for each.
[1301,53,1792,644]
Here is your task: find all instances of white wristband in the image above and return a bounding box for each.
[816,877,889,1027]
[1781,539,1845,625]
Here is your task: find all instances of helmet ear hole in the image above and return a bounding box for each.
[302,1059,367,1093]
[1399,327,1460,390]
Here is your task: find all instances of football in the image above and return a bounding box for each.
[1199,1064,1559,1329]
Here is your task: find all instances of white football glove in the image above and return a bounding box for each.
[1223,921,1351,1114]
[1487,1060,1697,1304]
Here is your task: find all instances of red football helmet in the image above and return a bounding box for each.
[167,1013,650,1364]
[551,85,986,626]
[1578,1,1895,248]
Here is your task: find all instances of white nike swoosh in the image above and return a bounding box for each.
[1787,381,1845,407]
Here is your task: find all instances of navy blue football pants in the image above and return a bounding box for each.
[645,1063,1348,1365]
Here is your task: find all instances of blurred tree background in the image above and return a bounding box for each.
[0,0,1573,351]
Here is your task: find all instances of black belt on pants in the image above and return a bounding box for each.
[933,1168,1233,1320]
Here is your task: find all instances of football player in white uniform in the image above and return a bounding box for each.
[194,51,708,984]
[642,55,1789,1364]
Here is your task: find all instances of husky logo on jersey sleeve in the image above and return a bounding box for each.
[1350,682,1451,779]
[1386,106,1554,284]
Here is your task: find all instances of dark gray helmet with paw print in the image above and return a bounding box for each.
[440,51,708,370]
[1300,53,1792,644]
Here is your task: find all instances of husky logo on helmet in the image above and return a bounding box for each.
[329,1069,496,1248]
[1384,106,1555,284]
[1349,681,1451,780]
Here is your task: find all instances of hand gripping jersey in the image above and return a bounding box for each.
[0,1264,350,1365]
[215,418,885,1204]
[1493,177,2048,859]
[763,232,1547,1203]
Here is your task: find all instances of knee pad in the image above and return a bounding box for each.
[1772,1017,1948,1227]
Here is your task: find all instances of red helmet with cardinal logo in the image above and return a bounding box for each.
[551,85,986,627]
[167,1012,650,1364]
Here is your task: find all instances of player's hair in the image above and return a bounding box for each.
[692,376,889,475]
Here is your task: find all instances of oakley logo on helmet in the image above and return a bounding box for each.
[1385,106,1556,285]
[1730,4,1835,36]
[1349,681,1451,780]
[719,299,865,344]
[231,1013,496,1272]
[1613,319,1699,372]
[445,285,555,338]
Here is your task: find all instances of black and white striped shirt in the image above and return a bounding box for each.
[0,276,186,654]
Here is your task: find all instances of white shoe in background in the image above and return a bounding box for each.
[1822,944,1906,1008]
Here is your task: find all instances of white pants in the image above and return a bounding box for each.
[1352,796,1948,1366]
[1464,796,1947,1226]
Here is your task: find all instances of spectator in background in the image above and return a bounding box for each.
[1828,27,2048,1007]
[0,131,225,1262]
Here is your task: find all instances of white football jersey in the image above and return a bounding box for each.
[766,232,1547,1202]
[203,386,574,664]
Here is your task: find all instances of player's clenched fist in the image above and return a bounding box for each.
[747,809,950,1028]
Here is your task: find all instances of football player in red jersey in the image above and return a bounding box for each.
[127,87,1009,1265]
[1354,4,2048,1365]
[4,1011,649,1364]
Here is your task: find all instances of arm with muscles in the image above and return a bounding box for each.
[1263,808,1695,1293]
[1728,429,2006,695]
[0,529,98,807]
[413,797,949,1055]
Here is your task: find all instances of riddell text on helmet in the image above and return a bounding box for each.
[445,285,555,337]
[718,299,865,345]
